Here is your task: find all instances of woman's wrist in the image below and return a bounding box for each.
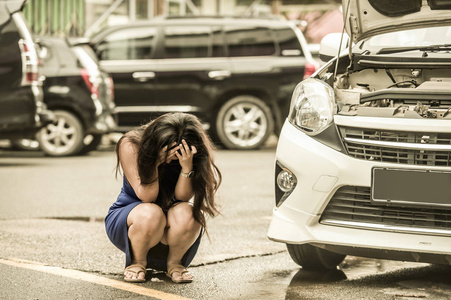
[181,165,193,173]
[180,169,194,178]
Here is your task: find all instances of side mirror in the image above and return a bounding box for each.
[319,33,351,62]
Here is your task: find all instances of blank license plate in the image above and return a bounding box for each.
[371,168,451,208]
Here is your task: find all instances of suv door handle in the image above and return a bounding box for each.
[208,70,231,80]
[132,72,156,82]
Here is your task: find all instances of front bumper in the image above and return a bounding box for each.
[268,120,451,258]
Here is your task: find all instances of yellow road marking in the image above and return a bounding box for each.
[0,258,192,300]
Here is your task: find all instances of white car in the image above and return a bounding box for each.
[268,0,451,270]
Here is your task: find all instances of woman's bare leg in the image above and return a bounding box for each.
[126,203,166,281]
[165,202,202,281]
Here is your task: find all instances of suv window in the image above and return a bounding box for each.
[163,26,213,59]
[211,28,226,57]
[0,17,22,87]
[225,26,276,57]
[98,27,156,60]
[274,27,304,56]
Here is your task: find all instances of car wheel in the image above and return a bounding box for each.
[286,244,346,270]
[79,134,103,154]
[215,95,274,149]
[37,110,84,156]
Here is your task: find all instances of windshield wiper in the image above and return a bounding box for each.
[377,44,451,55]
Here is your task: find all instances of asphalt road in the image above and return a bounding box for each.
[0,139,450,300]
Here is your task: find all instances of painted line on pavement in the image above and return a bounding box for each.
[0,258,191,300]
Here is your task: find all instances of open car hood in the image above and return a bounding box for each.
[344,0,451,42]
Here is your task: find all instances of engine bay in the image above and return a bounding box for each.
[327,65,451,119]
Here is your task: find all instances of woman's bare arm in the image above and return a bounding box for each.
[174,140,196,201]
[119,138,159,203]
[174,175,195,201]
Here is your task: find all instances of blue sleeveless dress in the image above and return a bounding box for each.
[105,173,202,272]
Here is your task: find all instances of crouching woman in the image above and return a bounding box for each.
[105,113,221,283]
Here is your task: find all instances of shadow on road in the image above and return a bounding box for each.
[289,268,347,285]
[284,262,451,300]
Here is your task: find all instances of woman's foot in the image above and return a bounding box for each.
[124,263,147,282]
[166,264,194,283]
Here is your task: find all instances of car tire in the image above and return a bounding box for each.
[286,244,346,270]
[37,110,85,157]
[215,95,274,150]
[79,134,103,154]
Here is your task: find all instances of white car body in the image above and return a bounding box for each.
[268,0,451,268]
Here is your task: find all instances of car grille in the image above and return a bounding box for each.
[320,186,451,236]
[338,126,451,166]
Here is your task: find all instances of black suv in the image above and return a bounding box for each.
[31,36,116,156]
[0,0,53,140]
[90,16,317,149]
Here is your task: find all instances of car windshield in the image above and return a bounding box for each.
[360,26,451,54]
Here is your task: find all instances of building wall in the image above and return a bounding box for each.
[23,0,85,37]
[23,0,340,38]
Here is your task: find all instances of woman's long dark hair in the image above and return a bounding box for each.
[115,113,222,232]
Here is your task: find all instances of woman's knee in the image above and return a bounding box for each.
[168,202,199,230]
[128,203,166,231]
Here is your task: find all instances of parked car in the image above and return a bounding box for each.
[13,36,117,156]
[89,16,317,149]
[0,0,53,140]
[268,0,451,269]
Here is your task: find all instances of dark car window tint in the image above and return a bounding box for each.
[98,27,155,60]
[225,27,275,57]
[163,26,211,59]
[212,27,225,57]
[0,19,22,87]
[274,27,303,56]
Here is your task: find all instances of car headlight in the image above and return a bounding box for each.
[288,78,335,135]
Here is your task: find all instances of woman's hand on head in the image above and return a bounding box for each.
[175,139,197,172]
[158,143,179,166]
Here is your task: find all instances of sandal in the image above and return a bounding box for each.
[124,264,147,283]
[166,264,194,283]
